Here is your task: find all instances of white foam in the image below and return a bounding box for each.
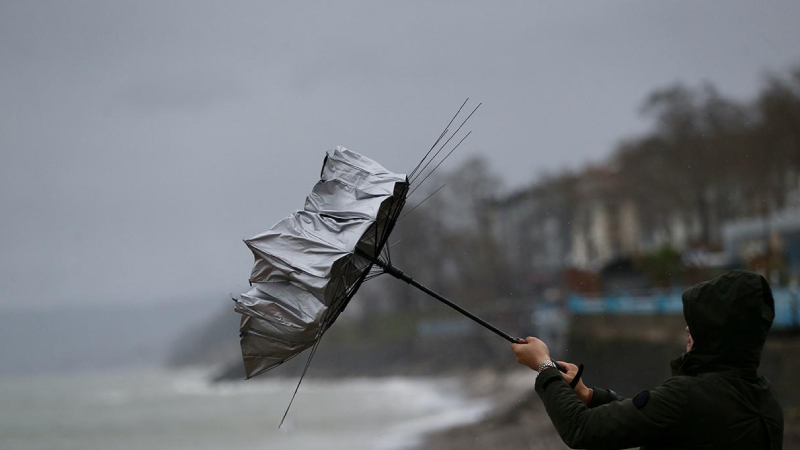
[77,369,494,450]
[372,382,492,450]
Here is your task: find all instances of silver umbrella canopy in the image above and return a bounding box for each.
[234,146,408,379]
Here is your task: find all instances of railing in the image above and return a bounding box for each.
[568,288,800,329]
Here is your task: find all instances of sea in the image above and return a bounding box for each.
[0,368,492,450]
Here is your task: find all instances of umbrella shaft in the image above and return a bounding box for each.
[370,258,520,344]
[362,253,568,374]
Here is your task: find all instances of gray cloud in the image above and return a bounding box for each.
[110,77,247,115]
[1,0,800,310]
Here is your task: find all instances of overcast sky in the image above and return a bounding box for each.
[2,1,800,311]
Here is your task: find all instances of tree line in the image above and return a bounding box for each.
[360,65,800,317]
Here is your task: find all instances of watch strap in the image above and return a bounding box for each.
[537,359,557,372]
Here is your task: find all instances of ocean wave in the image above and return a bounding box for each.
[82,368,493,450]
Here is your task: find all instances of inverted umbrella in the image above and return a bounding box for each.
[234,146,409,379]
[233,102,568,424]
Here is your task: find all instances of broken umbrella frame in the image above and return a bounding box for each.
[233,99,569,427]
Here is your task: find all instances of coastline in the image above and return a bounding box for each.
[210,364,566,449]
[412,369,568,450]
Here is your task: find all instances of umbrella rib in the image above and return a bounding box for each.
[398,183,446,221]
[373,221,380,257]
[381,239,390,264]
[325,273,363,327]
[278,336,323,428]
[409,98,469,179]
[365,272,384,282]
[384,190,407,263]
[341,261,370,284]
[410,128,448,180]
[381,198,400,263]
[326,256,371,328]
[342,264,369,280]
[322,272,349,327]
[410,102,481,185]
[408,131,472,198]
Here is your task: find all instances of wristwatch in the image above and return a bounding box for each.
[537,359,557,372]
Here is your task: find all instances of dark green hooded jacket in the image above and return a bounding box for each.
[534,270,783,449]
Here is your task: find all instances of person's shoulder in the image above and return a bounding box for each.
[661,375,695,384]
[640,376,698,411]
[626,376,700,432]
[658,375,701,393]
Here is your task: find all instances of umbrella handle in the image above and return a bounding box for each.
[361,251,568,374]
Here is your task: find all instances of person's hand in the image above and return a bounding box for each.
[557,361,593,406]
[510,336,550,371]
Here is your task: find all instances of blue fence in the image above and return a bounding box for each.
[568,288,800,329]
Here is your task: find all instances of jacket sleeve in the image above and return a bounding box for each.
[534,368,692,449]
[588,387,620,408]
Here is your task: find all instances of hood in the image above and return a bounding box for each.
[671,270,774,376]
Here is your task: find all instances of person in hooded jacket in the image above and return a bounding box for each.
[511,270,784,449]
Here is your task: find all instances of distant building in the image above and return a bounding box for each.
[723,208,800,283]
[567,166,645,271]
[489,162,800,291]
[489,165,646,290]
